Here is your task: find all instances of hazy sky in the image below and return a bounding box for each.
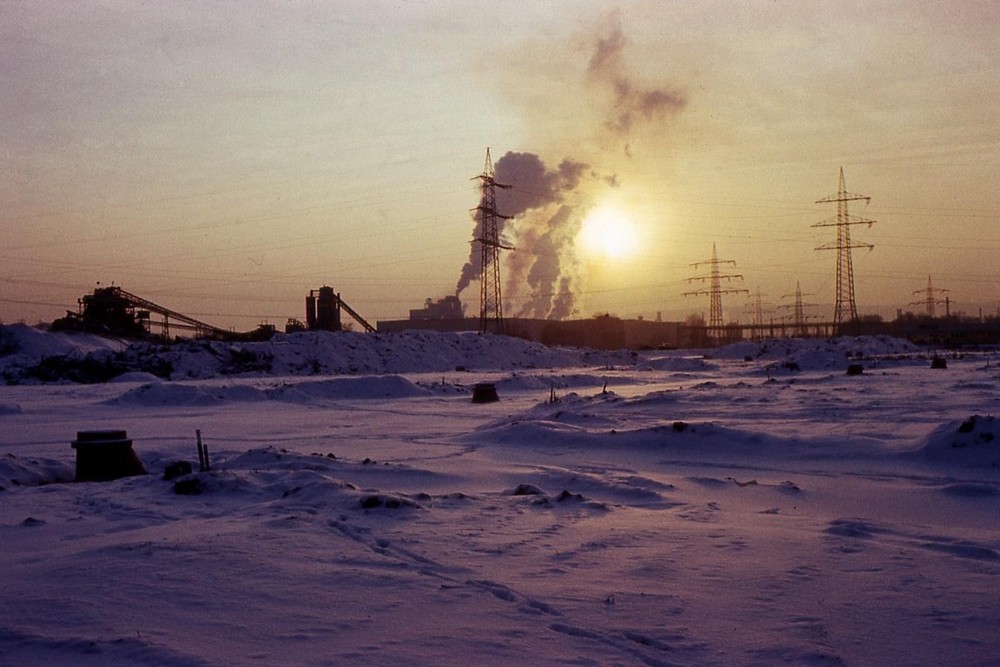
[2,0,998,329]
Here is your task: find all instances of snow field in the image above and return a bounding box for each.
[1,328,998,665]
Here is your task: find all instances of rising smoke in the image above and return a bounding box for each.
[455,10,687,320]
[586,11,686,137]
[454,152,590,320]
[498,160,590,320]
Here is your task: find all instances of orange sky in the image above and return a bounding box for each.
[2,1,997,329]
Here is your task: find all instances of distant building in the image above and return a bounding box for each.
[410,296,464,321]
[378,311,683,350]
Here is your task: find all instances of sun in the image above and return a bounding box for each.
[578,205,640,260]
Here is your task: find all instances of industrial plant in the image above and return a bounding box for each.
[49,159,1000,349]
[52,284,373,342]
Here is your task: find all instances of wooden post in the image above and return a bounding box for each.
[196,429,209,472]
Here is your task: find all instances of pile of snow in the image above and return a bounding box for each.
[636,355,719,373]
[2,325,937,384]
[267,375,430,401]
[0,324,124,361]
[164,446,433,511]
[106,382,222,407]
[0,453,73,490]
[107,371,162,384]
[0,324,126,383]
[1,325,635,383]
[472,409,865,463]
[713,335,923,371]
[106,376,433,408]
[910,415,999,467]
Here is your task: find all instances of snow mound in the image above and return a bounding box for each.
[165,447,441,516]
[107,375,430,407]
[0,453,74,490]
[108,371,163,384]
[524,401,620,429]
[107,382,221,407]
[638,355,718,372]
[0,323,123,362]
[910,415,999,467]
[507,469,676,508]
[502,483,609,511]
[713,335,921,371]
[469,401,897,463]
[267,375,429,401]
[2,326,638,383]
[470,417,776,456]
[1,324,128,383]
[180,330,628,379]
[498,372,634,393]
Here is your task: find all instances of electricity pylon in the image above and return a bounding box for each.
[750,286,766,328]
[743,287,770,341]
[475,148,512,335]
[780,280,815,337]
[813,167,875,331]
[910,275,949,318]
[684,242,747,341]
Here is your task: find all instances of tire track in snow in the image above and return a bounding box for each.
[327,517,569,619]
[325,517,462,583]
[824,518,1000,561]
[326,510,694,665]
[549,622,687,667]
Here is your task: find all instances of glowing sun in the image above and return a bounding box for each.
[579,205,640,260]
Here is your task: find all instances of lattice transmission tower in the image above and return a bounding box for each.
[743,287,770,342]
[751,287,766,328]
[684,243,747,340]
[780,280,815,337]
[474,148,512,334]
[910,275,949,318]
[813,167,875,331]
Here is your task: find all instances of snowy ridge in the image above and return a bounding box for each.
[1,325,635,383]
[106,375,431,407]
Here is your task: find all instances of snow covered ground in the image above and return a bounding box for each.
[1,327,998,666]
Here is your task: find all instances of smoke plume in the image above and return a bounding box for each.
[586,10,687,136]
[453,208,494,299]
[455,152,592,319]
[455,11,688,320]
